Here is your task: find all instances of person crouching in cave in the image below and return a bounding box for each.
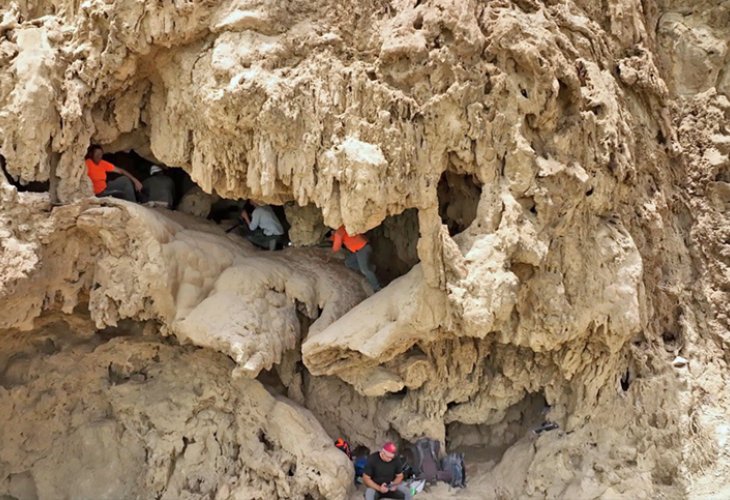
[363,442,411,500]
[85,145,143,202]
[142,165,175,208]
[240,200,285,250]
[331,225,382,291]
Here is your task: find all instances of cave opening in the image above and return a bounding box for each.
[280,204,420,288]
[620,369,632,391]
[445,391,548,463]
[97,148,292,245]
[366,208,421,286]
[99,148,193,209]
[437,171,482,235]
[94,146,424,286]
[0,153,50,193]
[257,367,288,396]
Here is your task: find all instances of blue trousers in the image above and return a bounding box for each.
[344,244,381,291]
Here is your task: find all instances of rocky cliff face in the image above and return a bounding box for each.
[1,0,729,498]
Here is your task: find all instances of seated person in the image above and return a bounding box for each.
[142,165,175,208]
[241,201,285,250]
[363,442,411,500]
[85,145,142,202]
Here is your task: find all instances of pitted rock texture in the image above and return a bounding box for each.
[1,0,730,499]
[0,315,353,500]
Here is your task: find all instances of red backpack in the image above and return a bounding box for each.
[335,438,352,460]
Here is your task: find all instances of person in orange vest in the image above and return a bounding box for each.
[85,145,143,202]
[331,225,381,291]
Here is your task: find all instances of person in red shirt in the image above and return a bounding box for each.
[332,225,381,291]
[85,145,143,202]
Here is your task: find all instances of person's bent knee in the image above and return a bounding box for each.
[396,484,412,500]
[115,177,136,201]
[364,487,378,500]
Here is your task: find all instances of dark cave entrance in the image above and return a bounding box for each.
[0,153,50,193]
[366,208,421,286]
[445,391,548,461]
[99,148,291,234]
[100,149,193,209]
[437,171,482,235]
[87,137,423,274]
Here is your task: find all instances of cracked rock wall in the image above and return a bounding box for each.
[1,0,730,498]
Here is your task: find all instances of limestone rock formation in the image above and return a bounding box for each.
[0,315,353,499]
[1,0,730,498]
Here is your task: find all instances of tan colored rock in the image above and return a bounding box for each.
[1,198,368,378]
[0,315,352,499]
[658,12,728,96]
[284,203,328,246]
[0,0,729,498]
[177,185,216,218]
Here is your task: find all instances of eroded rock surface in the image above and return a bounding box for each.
[0,315,353,500]
[1,196,369,379]
[1,0,730,498]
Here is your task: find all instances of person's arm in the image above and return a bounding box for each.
[111,166,143,192]
[390,472,404,489]
[362,474,388,494]
[248,209,260,231]
[332,228,343,253]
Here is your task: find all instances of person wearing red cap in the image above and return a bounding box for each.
[362,441,411,500]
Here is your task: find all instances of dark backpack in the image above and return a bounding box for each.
[441,453,466,488]
[408,438,444,483]
[354,456,368,478]
[400,455,415,480]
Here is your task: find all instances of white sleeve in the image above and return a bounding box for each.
[248,209,260,230]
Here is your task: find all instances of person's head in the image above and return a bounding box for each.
[88,145,103,163]
[250,200,260,207]
[379,442,397,462]
[150,165,163,175]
